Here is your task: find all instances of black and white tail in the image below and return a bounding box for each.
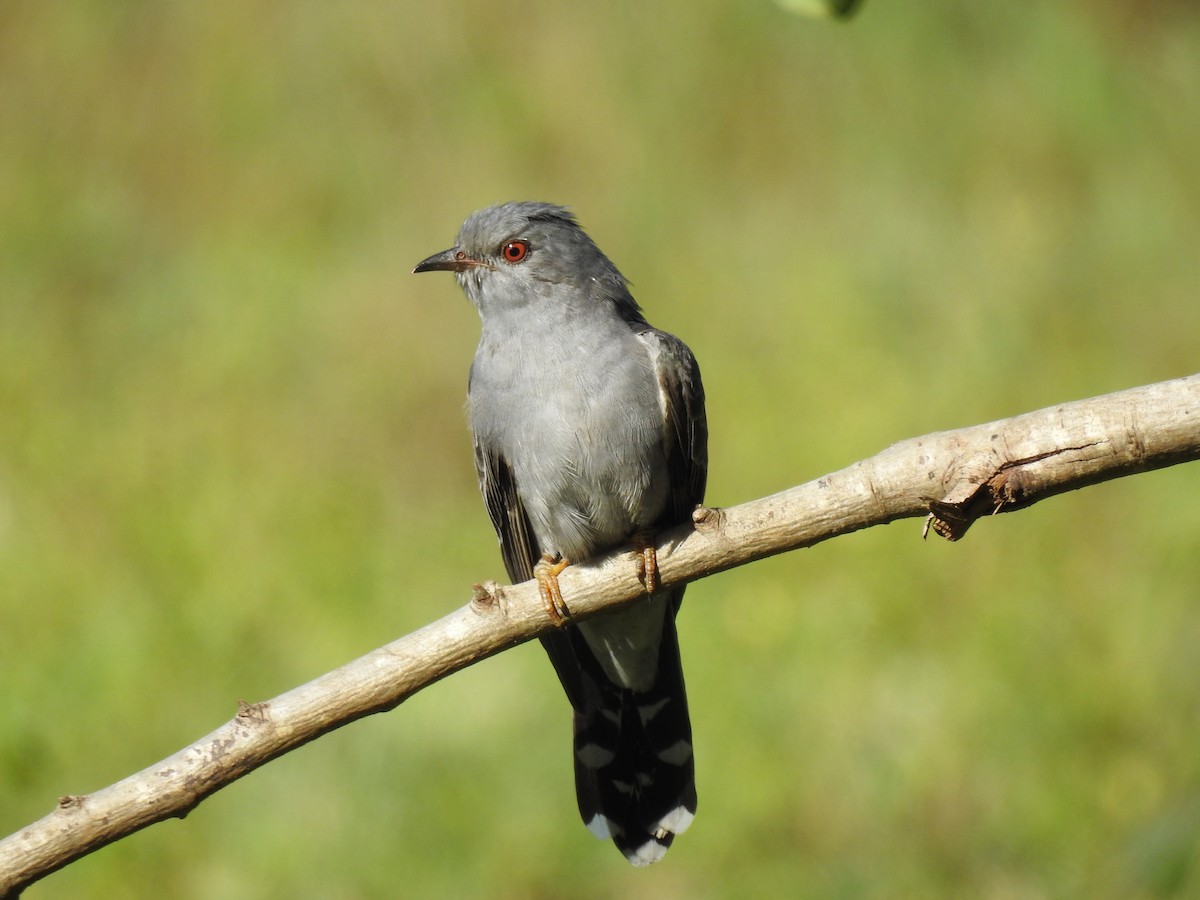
[541,597,696,866]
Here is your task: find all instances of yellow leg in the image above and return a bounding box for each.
[633,537,659,595]
[534,553,572,626]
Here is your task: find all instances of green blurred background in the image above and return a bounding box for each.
[3,1,1199,896]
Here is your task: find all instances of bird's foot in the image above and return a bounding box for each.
[633,535,659,595]
[534,553,572,626]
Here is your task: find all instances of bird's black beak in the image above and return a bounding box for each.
[413,247,475,274]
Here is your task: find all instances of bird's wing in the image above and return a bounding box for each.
[474,435,538,585]
[638,327,708,542]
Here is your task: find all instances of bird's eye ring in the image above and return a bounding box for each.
[501,240,529,264]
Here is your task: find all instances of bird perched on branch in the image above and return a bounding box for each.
[414,202,708,865]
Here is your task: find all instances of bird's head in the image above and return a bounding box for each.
[413,202,637,318]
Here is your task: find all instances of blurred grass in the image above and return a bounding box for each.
[2,1,1200,897]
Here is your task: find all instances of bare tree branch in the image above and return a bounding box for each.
[2,373,1198,896]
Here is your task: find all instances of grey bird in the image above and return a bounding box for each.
[413,202,707,865]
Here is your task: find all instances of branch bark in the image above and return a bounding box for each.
[2,373,1198,896]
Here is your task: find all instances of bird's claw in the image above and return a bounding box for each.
[634,537,659,595]
[535,553,572,626]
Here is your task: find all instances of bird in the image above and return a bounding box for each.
[413,202,708,866]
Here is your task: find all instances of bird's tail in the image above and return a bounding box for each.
[543,607,695,866]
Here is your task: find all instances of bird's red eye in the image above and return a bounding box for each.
[502,240,529,263]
